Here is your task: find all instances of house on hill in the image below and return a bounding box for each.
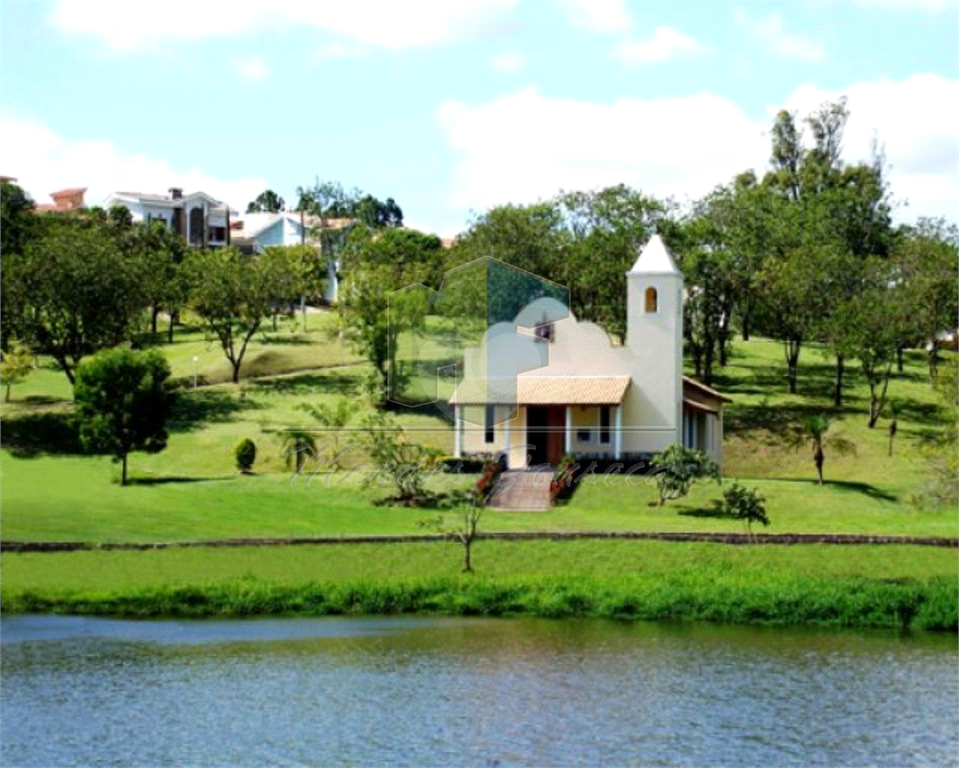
[102,188,232,248]
[35,187,87,212]
[449,235,730,470]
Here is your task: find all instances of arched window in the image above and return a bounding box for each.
[644,286,658,313]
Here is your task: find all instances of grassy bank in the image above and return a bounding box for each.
[3,540,956,631]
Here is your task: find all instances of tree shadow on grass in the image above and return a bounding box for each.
[257,334,316,346]
[724,400,836,444]
[126,475,235,486]
[678,505,737,520]
[0,411,83,457]
[168,389,263,433]
[767,477,899,502]
[249,372,359,397]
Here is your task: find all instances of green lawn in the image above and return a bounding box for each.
[0,328,955,544]
[4,538,955,592]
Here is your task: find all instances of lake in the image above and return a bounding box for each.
[1,615,956,767]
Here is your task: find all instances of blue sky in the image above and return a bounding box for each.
[1,0,956,235]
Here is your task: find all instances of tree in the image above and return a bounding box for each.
[555,186,666,342]
[186,247,271,383]
[246,190,285,213]
[718,483,769,538]
[891,219,959,380]
[649,444,720,506]
[337,234,429,404]
[73,348,172,486]
[133,219,188,336]
[357,410,442,502]
[0,339,33,402]
[849,279,900,428]
[8,218,144,383]
[0,180,35,258]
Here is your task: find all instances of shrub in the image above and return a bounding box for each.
[234,438,257,473]
[719,483,769,537]
[650,444,719,506]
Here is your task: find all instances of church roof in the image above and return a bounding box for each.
[450,375,631,406]
[628,234,680,275]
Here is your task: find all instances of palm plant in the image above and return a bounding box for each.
[802,414,830,485]
[299,398,353,470]
[280,430,317,473]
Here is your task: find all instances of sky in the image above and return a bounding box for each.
[0,0,957,236]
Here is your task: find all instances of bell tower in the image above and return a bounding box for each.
[625,234,684,445]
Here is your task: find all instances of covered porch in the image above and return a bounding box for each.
[451,376,630,469]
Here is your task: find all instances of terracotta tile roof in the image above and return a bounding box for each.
[450,376,630,405]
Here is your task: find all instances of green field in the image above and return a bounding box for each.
[1,321,956,627]
[3,539,956,630]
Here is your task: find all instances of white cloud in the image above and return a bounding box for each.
[614,27,708,65]
[437,74,959,223]
[437,87,768,211]
[562,0,631,31]
[490,51,525,72]
[735,11,825,62]
[315,41,368,60]
[233,56,270,81]
[0,115,266,212]
[49,0,519,52]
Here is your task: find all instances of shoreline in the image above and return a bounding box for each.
[4,575,955,632]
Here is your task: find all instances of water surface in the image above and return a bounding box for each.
[2,615,956,767]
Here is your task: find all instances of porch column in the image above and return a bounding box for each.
[565,405,572,455]
[503,406,511,469]
[614,404,622,460]
[454,405,463,458]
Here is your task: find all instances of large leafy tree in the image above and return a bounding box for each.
[555,185,665,342]
[185,247,271,383]
[133,220,188,336]
[7,218,145,384]
[891,218,959,379]
[74,348,172,486]
[246,189,285,213]
[337,260,428,405]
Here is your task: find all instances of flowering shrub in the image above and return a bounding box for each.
[475,459,504,504]
[550,453,578,503]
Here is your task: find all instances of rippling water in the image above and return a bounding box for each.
[1,615,956,767]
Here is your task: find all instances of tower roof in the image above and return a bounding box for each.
[628,234,680,275]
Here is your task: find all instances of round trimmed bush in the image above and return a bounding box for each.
[234,438,256,473]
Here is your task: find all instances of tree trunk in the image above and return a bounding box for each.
[814,447,824,485]
[151,306,159,334]
[5,382,10,403]
[168,313,175,344]
[463,538,472,573]
[928,339,940,380]
[896,345,905,373]
[784,339,801,395]
[833,355,844,408]
[232,361,241,384]
[121,453,128,486]
[741,312,751,342]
